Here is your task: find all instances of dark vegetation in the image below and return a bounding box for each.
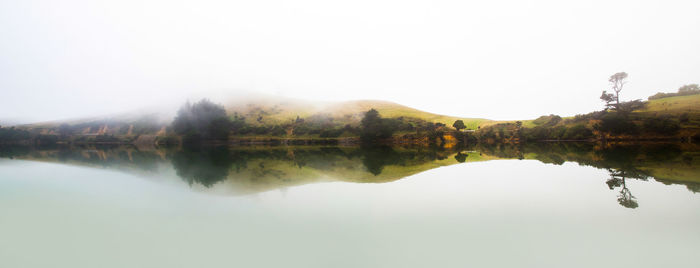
[0,126,32,144]
[166,100,466,146]
[173,99,231,143]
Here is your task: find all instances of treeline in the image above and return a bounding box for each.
[171,100,465,145]
[0,125,65,145]
[478,106,691,143]
[0,126,32,144]
[648,84,700,100]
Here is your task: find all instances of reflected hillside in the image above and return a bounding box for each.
[170,146,496,195]
[1,143,698,200]
[476,142,700,187]
[0,145,493,195]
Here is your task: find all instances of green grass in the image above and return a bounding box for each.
[639,94,700,115]
[225,97,490,130]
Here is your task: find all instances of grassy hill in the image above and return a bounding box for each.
[9,95,488,143]
[638,94,700,115]
[225,96,490,130]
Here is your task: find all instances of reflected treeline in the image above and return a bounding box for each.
[0,144,167,172]
[0,144,463,194]
[1,143,698,204]
[171,145,460,188]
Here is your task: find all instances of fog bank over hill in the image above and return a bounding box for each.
[21,91,486,129]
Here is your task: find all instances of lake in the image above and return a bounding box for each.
[1,143,699,267]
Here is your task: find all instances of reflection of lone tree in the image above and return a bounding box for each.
[605,169,640,209]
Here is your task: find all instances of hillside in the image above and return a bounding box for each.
[225,96,489,129]
[477,93,700,143]
[8,92,699,145]
[13,95,487,140]
[638,94,700,115]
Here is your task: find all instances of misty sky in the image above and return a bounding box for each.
[1,0,699,123]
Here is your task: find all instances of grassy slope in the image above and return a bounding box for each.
[225,96,490,130]
[638,94,700,115]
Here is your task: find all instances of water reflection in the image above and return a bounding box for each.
[1,142,698,208]
[605,169,644,208]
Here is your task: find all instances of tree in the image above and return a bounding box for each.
[678,84,699,93]
[58,123,72,137]
[172,99,230,142]
[600,91,616,109]
[360,109,395,143]
[452,120,466,131]
[600,72,627,108]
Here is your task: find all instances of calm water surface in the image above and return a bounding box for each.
[1,144,699,267]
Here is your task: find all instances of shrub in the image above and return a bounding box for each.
[642,117,680,136]
[562,125,593,140]
[595,113,638,135]
[360,109,396,143]
[532,114,562,126]
[173,99,230,141]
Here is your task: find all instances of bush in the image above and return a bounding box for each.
[360,109,396,143]
[95,134,121,143]
[595,113,638,135]
[562,124,593,140]
[617,100,646,113]
[642,117,680,136]
[35,134,59,145]
[172,99,230,141]
[532,114,562,126]
[319,128,344,138]
[0,127,32,142]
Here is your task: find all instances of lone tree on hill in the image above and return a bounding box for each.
[600,72,628,110]
[452,120,466,131]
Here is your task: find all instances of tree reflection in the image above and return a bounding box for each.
[454,152,468,163]
[605,169,647,209]
[171,146,233,187]
[361,146,400,175]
